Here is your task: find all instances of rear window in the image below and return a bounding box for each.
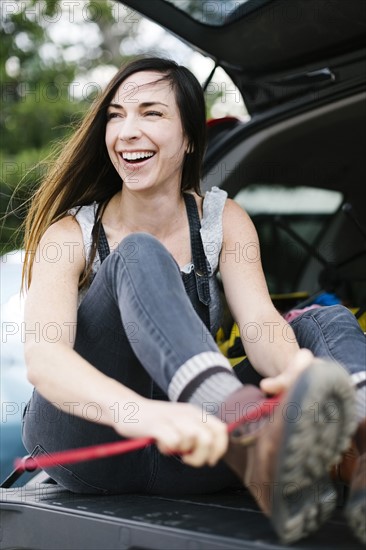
[236,185,342,214]
[234,185,343,295]
[163,0,270,26]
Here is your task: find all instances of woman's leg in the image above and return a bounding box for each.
[291,304,366,425]
[290,305,366,376]
[93,232,241,402]
[22,233,240,494]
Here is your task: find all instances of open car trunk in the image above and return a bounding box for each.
[1,90,365,549]
[204,91,366,308]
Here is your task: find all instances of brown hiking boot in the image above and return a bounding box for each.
[345,418,366,545]
[331,441,359,486]
[221,359,356,544]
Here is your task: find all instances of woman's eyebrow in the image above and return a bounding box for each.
[108,101,169,109]
[140,101,169,108]
[108,102,123,109]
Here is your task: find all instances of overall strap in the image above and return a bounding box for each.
[183,193,211,307]
[92,202,111,264]
[97,224,110,263]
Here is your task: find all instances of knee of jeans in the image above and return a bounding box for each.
[316,304,353,321]
[116,232,167,260]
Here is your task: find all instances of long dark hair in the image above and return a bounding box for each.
[22,57,207,289]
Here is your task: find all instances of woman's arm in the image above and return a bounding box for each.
[24,216,227,467]
[24,216,139,425]
[220,199,312,390]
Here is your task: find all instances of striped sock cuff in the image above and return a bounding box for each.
[168,351,233,402]
[188,372,243,408]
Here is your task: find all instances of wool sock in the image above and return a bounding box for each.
[188,371,243,408]
[168,351,242,407]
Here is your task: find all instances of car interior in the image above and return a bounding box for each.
[204,91,366,314]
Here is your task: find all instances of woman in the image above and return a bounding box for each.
[22,57,366,544]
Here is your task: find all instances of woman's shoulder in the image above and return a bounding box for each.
[69,202,98,224]
[39,216,84,257]
[36,216,85,273]
[42,214,83,241]
[221,197,259,244]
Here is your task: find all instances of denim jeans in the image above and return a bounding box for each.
[290,305,365,375]
[235,303,366,388]
[22,234,366,494]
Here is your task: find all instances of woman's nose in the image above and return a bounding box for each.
[118,115,142,141]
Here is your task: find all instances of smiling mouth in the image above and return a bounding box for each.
[121,151,156,164]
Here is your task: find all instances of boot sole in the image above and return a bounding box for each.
[271,359,356,544]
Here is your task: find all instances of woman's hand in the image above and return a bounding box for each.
[260,348,315,395]
[113,399,229,468]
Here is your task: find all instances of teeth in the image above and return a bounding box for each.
[122,151,154,161]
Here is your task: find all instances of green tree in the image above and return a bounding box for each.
[0,0,140,254]
[1,0,243,254]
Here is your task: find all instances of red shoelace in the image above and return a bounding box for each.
[15,394,281,472]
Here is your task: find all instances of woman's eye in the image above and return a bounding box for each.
[144,111,162,117]
[107,112,121,120]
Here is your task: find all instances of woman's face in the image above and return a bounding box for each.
[105,70,188,194]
